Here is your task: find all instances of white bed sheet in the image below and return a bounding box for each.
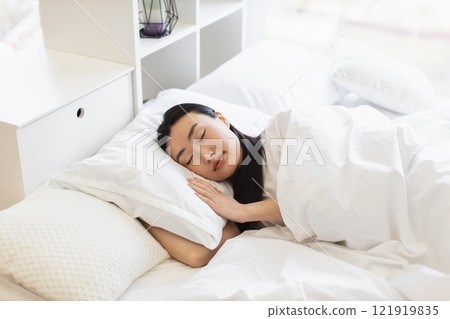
[117,258,200,301]
[120,226,448,301]
[163,227,406,301]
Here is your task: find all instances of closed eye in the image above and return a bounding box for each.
[186,129,206,165]
[200,129,206,141]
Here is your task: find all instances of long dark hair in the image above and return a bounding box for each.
[157,103,265,233]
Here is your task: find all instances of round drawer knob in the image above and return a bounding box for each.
[77,108,85,118]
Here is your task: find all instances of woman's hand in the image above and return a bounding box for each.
[187,177,246,223]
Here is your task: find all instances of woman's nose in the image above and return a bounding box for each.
[202,151,214,163]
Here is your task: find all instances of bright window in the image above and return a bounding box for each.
[267,0,450,97]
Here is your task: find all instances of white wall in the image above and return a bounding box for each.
[245,0,269,47]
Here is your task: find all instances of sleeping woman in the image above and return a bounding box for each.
[139,103,282,268]
[140,101,450,273]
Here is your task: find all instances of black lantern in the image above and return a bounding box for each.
[138,0,178,38]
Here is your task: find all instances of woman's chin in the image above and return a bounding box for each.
[210,173,228,182]
[220,165,240,181]
[208,167,233,182]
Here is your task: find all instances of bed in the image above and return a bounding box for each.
[1,38,449,301]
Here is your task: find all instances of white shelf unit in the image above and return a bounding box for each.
[141,32,198,100]
[40,0,247,114]
[199,0,244,28]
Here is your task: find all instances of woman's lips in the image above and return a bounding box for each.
[214,152,225,171]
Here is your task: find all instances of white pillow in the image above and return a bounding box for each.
[50,89,272,250]
[188,39,340,116]
[331,38,437,114]
[0,184,169,301]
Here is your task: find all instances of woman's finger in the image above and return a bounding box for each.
[189,179,215,194]
[188,178,224,198]
[189,178,209,187]
[189,178,211,186]
[197,179,223,194]
[190,186,215,203]
[194,179,222,194]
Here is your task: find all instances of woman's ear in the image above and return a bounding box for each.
[216,112,230,128]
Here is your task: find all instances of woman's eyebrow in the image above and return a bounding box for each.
[188,123,198,140]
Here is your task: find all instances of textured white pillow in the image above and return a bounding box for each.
[188,39,340,116]
[50,89,272,250]
[332,38,437,114]
[0,185,169,301]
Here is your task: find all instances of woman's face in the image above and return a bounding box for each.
[165,112,243,181]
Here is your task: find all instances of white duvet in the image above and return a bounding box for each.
[274,105,450,272]
[165,105,450,301]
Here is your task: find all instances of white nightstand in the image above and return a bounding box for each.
[0,48,134,210]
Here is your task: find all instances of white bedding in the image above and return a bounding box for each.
[2,37,449,301]
[265,105,450,300]
[2,101,449,300]
[6,98,447,302]
[121,87,448,301]
[120,103,450,302]
[158,225,449,301]
[163,227,405,301]
[117,258,200,301]
[5,221,449,301]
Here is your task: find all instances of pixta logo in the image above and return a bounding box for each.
[126,127,171,175]
[125,127,326,175]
